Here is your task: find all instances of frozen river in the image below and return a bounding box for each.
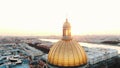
[40,39,120,54]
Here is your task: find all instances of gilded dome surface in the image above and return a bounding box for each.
[48,40,87,66]
[63,19,71,28]
[48,40,87,67]
[48,19,87,67]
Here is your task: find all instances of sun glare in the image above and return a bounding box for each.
[0,0,120,36]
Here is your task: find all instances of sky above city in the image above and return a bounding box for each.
[0,0,120,36]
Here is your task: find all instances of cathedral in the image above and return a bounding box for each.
[47,19,88,68]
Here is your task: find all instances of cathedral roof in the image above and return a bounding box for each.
[48,40,87,67]
[63,18,71,28]
[48,19,87,67]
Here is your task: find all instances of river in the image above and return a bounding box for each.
[40,39,120,54]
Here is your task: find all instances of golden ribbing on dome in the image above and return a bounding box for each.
[48,19,87,67]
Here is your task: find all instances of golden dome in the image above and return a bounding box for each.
[48,40,87,67]
[63,19,71,28]
[48,19,87,67]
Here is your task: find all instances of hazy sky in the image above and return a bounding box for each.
[0,0,120,36]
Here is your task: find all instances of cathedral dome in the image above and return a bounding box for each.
[48,19,87,67]
[63,19,71,28]
[48,40,87,67]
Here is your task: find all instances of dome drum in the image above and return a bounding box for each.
[48,62,87,68]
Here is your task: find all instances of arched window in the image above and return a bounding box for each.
[63,29,69,36]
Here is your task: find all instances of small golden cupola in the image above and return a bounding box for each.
[62,18,72,40]
[48,19,87,67]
